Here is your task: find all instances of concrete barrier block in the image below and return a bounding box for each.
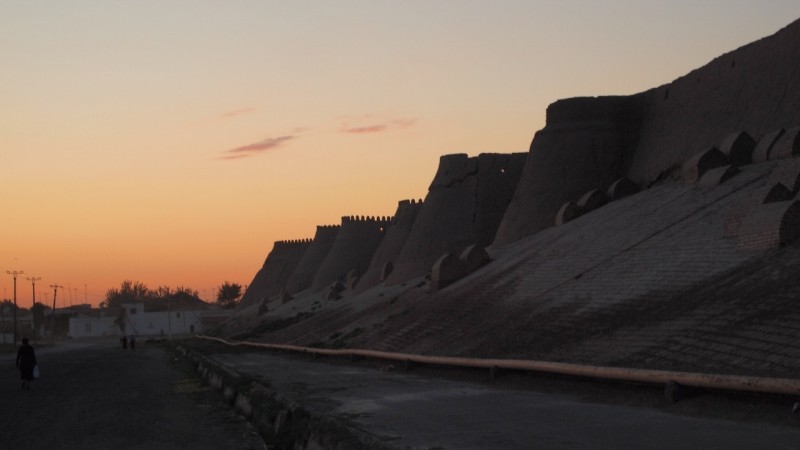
[768,158,800,194]
[380,262,393,281]
[223,386,237,405]
[768,125,800,160]
[737,200,800,250]
[430,253,466,293]
[576,189,608,213]
[234,392,253,419]
[697,164,739,188]
[752,129,784,163]
[459,245,491,274]
[606,177,640,201]
[208,372,223,391]
[719,130,756,166]
[682,147,729,184]
[555,201,582,226]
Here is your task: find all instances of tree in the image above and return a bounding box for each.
[216,282,242,309]
[102,280,152,309]
[100,280,207,311]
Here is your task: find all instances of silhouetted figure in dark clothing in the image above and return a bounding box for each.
[121,335,128,350]
[16,338,37,390]
[129,334,136,350]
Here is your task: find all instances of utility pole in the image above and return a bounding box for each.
[50,284,63,336]
[26,276,41,306]
[27,276,42,338]
[7,270,24,346]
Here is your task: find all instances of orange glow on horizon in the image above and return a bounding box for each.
[2,3,798,307]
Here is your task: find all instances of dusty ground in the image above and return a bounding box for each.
[0,339,265,450]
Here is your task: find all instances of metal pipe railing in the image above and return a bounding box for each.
[196,335,800,396]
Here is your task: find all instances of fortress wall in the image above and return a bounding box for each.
[238,239,312,309]
[387,152,526,285]
[284,225,340,295]
[494,19,800,246]
[474,152,528,246]
[311,216,390,291]
[494,96,637,245]
[354,199,424,294]
[629,19,800,184]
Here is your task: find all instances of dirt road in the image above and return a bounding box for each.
[0,339,265,450]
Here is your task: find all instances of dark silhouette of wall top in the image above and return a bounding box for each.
[311,215,391,291]
[355,199,425,294]
[387,152,526,285]
[239,239,312,309]
[284,225,340,295]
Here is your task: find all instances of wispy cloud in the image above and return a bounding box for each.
[219,135,295,160]
[340,118,416,134]
[220,107,256,119]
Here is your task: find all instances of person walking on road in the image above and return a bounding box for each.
[16,338,37,391]
[129,334,136,350]
[121,335,128,350]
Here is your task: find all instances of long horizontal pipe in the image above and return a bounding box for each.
[196,335,800,396]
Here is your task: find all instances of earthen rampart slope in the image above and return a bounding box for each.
[386,152,526,285]
[222,19,800,379]
[244,159,800,377]
[239,239,311,309]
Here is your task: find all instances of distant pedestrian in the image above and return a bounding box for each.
[121,335,128,350]
[129,334,136,350]
[16,338,37,390]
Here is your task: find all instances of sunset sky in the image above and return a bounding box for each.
[2,1,799,307]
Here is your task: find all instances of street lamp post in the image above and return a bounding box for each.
[7,270,24,346]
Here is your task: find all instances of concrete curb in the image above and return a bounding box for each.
[172,343,392,450]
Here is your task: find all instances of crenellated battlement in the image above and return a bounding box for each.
[398,198,425,206]
[273,238,313,247]
[341,215,393,224]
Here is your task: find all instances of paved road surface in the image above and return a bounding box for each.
[5,339,800,449]
[204,345,800,449]
[0,339,264,450]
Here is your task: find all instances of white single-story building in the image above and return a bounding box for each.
[68,302,227,338]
